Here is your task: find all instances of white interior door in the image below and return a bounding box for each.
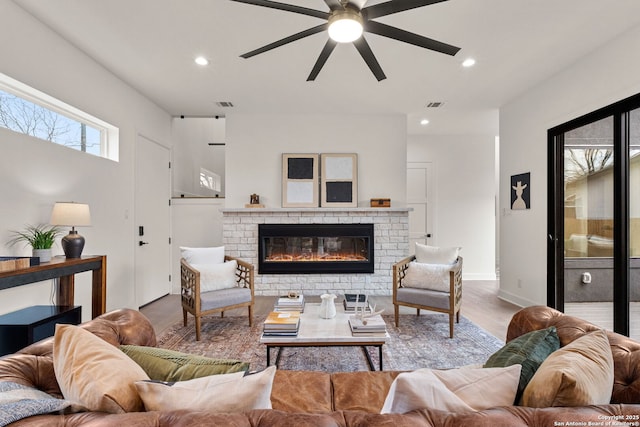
[135,134,171,307]
[407,162,434,254]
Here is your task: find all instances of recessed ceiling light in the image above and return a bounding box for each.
[195,56,209,66]
[462,58,476,68]
[420,119,430,126]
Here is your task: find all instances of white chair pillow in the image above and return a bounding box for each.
[415,243,460,265]
[191,260,238,292]
[180,246,225,265]
[403,261,452,292]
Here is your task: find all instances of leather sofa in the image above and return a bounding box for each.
[1,305,640,426]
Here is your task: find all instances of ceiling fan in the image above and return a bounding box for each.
[230,0,461,81]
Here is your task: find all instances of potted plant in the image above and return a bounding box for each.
[7,224,62,263]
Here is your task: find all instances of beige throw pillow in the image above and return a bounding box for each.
[381,364,521,414]
[191,260,238,292]
[135,366,276,412]
[52,324,150,413]
[402,261,451,292]
[521,329,614,407]
[414,243,460,265]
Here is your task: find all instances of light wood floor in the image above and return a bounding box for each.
[141,280,521,341]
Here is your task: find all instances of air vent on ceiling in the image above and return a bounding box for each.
[426,102,444,108]
[215,101,234,108]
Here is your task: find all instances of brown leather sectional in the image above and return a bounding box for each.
[1,306,639,426]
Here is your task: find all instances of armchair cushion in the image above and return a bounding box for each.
[201,287,252,311]
[402,261,452,292]
[192,260,238,292]
[180,246,225,265]
[396,287,450,310]
[119,345,249,382]
[415,243,460,265]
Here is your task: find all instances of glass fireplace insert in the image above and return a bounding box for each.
[258,223,374,274]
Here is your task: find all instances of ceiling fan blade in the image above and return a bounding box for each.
[365,20,460,56]
[240,24,328,58]
[324,0,343,10]
[230,0,329,19]
[363,0,447,20]
[353,36,386,81]
[307,39,337,81]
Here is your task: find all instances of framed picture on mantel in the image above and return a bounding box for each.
[321,153,357,208]
[282,153,319,208]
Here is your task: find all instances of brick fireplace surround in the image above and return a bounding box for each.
[222,208,410,296]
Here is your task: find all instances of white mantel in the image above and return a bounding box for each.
[222,207,411,296]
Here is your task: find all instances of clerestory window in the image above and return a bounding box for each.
[0,73,118,161]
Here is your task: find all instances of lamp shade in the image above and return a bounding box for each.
[50,202,91,227]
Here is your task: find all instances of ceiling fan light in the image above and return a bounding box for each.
[328,9,363,43]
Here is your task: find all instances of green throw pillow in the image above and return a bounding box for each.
[484,326,560,403]
[120,345,250,382]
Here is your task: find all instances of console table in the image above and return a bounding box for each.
[0,255,106,319]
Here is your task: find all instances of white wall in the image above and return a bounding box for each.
[171,198,224,294]
[0,2,172,320]
[499,24,640,307]
[408,135,497,279]
[225,113,407,208]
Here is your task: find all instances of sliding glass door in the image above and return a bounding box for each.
[562,117,614,330]
[630,108,640,339]
[548,93,640,339]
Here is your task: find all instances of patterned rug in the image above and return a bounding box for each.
[156,313,505,372]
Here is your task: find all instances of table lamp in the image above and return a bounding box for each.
[50,202,91,258]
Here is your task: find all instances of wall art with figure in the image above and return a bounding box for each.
[511,172,530,210]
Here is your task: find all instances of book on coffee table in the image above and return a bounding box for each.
[343,302,372,313]
[348,314,386,336]
[274,294,305,312]
[262,329,298,337]
[343,293,368,310]
[263,311,300,335]
[349,329,387,337]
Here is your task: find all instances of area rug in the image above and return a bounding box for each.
[156,313,504,373]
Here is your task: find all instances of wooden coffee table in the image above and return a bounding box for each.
[260,303,388,371]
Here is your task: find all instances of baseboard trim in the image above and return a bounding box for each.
[497,289,538,308]
[462,273,498,281]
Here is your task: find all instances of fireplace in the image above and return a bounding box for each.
[258,223,374,274]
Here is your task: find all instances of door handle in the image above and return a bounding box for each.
[139,241,149,246]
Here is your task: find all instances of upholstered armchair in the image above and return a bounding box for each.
[180,251,254,341]
[393,254,463,339]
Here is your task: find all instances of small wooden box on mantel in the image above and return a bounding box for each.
[370,198,391,208]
